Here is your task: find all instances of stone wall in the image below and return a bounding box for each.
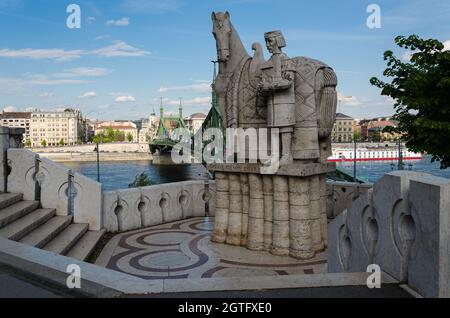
[328,171,450,298]
[32,142,149,154]
[102,180,216,232]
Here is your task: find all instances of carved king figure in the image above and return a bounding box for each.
[258,30,296,165]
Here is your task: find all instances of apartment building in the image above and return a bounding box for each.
[0,112,31,143]
[332,113,354,143]
[94,120,138,142]
[184,112,207,134]
[30,109,85,147]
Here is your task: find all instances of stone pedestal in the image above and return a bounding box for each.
[208,162,334,259]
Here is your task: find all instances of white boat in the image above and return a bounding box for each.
[328,147,422,162]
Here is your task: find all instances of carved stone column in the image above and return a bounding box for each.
[211,172,229,243]
[226,173,242,246]
[271,176,290,255]
[310,175,324,252]
[262,175,273,251]
[247,174,264,250]
[240,174,249,245]
[319,174,328,248]
[288,177,314,259]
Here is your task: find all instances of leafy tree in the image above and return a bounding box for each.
[41,139,47,147]
[115,130,125,142]
[25,139,32,148]
[58,138,65,146]
[353,130,362,142]
[127,132,134,142]
[128,172,152,188]
[370,35,450,168]
[371,131,382,142]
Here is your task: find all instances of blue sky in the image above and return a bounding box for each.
[0,0,449,120]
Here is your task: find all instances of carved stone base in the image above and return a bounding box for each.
[210,165,330,260]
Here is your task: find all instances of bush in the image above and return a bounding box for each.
[128,172,152,188]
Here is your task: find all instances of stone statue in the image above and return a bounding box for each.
[209,11,338,260]
[257,30,296,165]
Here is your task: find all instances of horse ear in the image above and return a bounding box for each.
[224,11,230,19]
[211,12,216,21]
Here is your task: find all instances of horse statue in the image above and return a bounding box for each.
[211,11,338,162]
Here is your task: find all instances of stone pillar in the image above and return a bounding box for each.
[319,174,328,248]
[240,174,249,245]
[289,177,314,259]
[310,175,324,252]
[247,174,264,250]
[271,176,290,256]
[0,126,10,193]
[262,176,273,251]
[211,172,229,243]
[226,173,242,246]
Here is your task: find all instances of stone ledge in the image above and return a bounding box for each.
[0,237,400,296]
[207,162,335,176]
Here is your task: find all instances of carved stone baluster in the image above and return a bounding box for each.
[262,175,273,251]
[289,177,314,259]
[247,174,264,250]
[310,175,324,252]
[211,172,229,243]
[271,176,289,255]
[240,174,249,245]
[226,173,242,245]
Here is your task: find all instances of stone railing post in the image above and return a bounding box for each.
[1,127,25,193]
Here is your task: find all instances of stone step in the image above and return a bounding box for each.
[0,209,56,241]
[0,201,40,228]
[19,216,72,248]
[43,223,89,255]
[66,229,105,261]
[0,193,23,210]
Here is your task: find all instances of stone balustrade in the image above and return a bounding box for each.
[328,171,450,298]
[102,180,216,232]
[6,148,103,230]
[326,181,373,218]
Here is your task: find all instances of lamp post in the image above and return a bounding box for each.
[94,142,100,182]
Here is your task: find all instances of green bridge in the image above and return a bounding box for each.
[149,63,362,183]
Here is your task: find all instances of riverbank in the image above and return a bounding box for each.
[38,152,153,162]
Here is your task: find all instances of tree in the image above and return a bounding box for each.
[370,35,450,168]
[128,172,152,188]
[58,138,65,146]
[25,139,32,148]
[353,130,362,142]
[126,132,134,142]
[41,139,47,147]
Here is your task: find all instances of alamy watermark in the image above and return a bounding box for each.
[366,264,381,288]
[366,4,382,29]
[66,264,81,289]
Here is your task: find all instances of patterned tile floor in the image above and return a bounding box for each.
[96,217,327,280]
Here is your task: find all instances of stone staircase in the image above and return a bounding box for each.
[0,192,105,261]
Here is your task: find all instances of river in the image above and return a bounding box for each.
[60,155,450,191]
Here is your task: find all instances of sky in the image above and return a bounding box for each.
[0,0,449,120]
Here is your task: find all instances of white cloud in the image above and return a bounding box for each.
[165,96,211,107]
[87,16,96,24]
[3,105,17,112]
[79,91,97,99]
[444,40,450,51]
[115,95,136,102]
[39,92,55,98]
[0,41,149,62]
[338,93,362,107]
[91,41,150,57]
[158,81,211,93]
[106,17,130,27]
[54,67,112,78]
[0,48,84,62]
[95,35,110,40]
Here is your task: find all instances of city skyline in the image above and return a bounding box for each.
[0,0,449,120]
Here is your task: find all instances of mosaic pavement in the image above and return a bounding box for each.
[96,217,327,280]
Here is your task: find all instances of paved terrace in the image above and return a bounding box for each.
[96,217,326,280]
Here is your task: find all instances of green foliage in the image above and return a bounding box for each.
[371,131,382,142]
[370,35,450,169]
[93,127,128,144]
[25,139,32,147]
[128,172,152,188]
[41,139,47,147]
[353,130,362,142]
[58,138,65,146]
[126,132,133,142]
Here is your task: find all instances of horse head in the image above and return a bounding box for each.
[212,11,232,62]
